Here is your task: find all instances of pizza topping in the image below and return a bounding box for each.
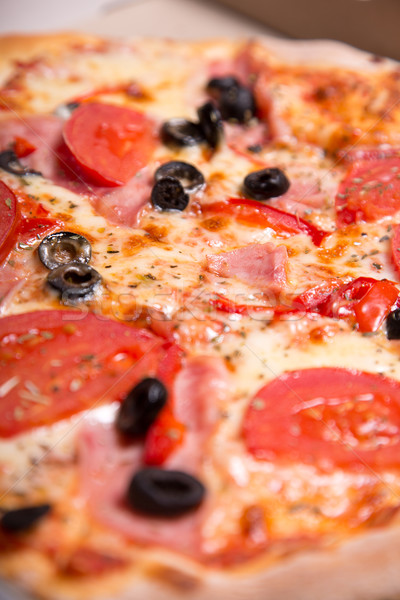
[38,231,91,270]
[63,102,157,186]
[0,181,19,263]
[204,198,327,246]
[386,309,400,339]
[46,263,102,303]
[127,468,205,517]
[13,136,37,158]
[151,177,189,212]
[116,377,167,437]
[0,149,41,177]
[391,223,400,273]
[336,158,400,226]
[0,310,167,437]
[206,76,256,124]
[206,75,240,95]
[206,242,288,292]
[243,368,400,469]
[243,167,291,200]
[154,161,205,193]
[319,277,399,332]
[197,102,224,149]
[1,504,51,533]
[160,118,205,147]
[78,423,203,554]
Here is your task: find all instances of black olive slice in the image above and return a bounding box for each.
[0,150,42,177]
[47,262,102,303]
[219,86,256,124]
[160,118,205,147]
[116,377,167,436]
[38,231,92,270]
[127,468,205,517]
[151,176,189,211]
[206,76,240,97]
[197,102,223,150]
[386,310,400,339]
[155,161,205,194]
[1,504,51,533]
[243,167,290,200]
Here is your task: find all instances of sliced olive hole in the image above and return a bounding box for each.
[64,270,93,285]
[53,243,77,264]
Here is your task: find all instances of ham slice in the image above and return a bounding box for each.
[78,356,231,557]
[78,422,204,556]
[0,116,151,227]
[206,243,288,292]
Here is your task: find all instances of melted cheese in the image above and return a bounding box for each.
[1,36,400,590]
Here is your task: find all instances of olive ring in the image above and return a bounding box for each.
[38,231,92,270]
[47,262,102,302]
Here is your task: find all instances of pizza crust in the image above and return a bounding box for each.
[0,32,104,64]
[1,30,400,600]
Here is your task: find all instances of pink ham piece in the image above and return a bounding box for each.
[78,423,204,556]
[206,243,288,292]
[0,115,152,227]
[78,356,231,557]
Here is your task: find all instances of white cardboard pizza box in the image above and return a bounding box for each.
[0,0,279,38]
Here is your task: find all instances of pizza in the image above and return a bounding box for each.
[1,31,400,600]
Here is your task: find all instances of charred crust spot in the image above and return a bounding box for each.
[61,547,128,576]
[146,565,201,592]
[240,505,268,546]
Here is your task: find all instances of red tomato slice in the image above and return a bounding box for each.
[0,310,174,437]
[0,181,19,263]
[14,136,36,158]
[63,103,157,186]
[243,368,400,470]
[391,224,400,273]
[209,293,270,315]
[143,406,186,466]
[336,158,400,226]
[353,280,399,333]
[143,342,185,465]
[204,198,327,246]
[293,279,342,311]
[318,277,398,332]
[16,216,61,246]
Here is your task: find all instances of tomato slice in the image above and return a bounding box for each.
[143,406,186,466]
[14,136,36,158]
[243,368,400,470]
[391,224,400,273]
[336,158,400,226]
[209,293,270,315]
[0,181,19,263]
[63,103,157,186]
[204,198,327,246]
[353,280,399,333]
[318,276,398,332]
[0,311,173,437]
[293,279,342,311]
[143,342,185,465]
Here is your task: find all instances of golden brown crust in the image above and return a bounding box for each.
[0,32,104,66]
